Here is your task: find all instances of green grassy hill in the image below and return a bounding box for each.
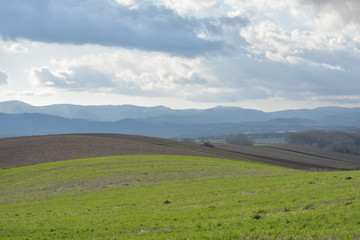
[1,155,360,239]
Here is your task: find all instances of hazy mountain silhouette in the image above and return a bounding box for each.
[0,100,45,114]
[1,101,360,138]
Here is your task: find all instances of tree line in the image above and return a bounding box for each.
[225,133,254,146]
[285,130,360,155]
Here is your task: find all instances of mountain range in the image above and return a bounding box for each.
[0,100,359,138]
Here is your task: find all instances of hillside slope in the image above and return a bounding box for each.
[2,155,359,239]
[1,133,360,170]
[0,134,218,168]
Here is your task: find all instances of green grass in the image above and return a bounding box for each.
[1,155,360,239]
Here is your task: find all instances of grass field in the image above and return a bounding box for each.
[1,155,360,239]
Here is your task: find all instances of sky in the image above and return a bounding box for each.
[0,0,360,112]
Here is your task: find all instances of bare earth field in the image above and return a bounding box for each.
[0,134,219,168]
[1,133,360,170]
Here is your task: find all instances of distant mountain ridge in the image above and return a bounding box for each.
[0,112,345,139]
[0,100,45,114]
[0,101,359,138]
[2,100,360,123]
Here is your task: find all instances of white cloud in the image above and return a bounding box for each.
[31,50,217,98]
[240,21,292,56]
[0,70,9,85]
[225,0,291,18]
[156,0,223,17]
[239,20,352,69]
[114,0,139,9]
[222,0,360,62]
[265,52,301,64]
[320,63,345,72]
[292,1,360,47]
[3,43,28,53]
[32,66,116,90]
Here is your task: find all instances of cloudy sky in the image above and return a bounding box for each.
[1,0,360,111]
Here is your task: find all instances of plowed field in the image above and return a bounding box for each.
[1,133,360,170]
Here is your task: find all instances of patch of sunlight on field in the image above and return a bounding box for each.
[1,155,360,239]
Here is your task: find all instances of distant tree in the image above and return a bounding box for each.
[285,130,330,148]
[285,130,360,155]
[225,133,254,146]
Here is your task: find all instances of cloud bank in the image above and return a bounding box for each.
[28,45,360,106]
[31,50,216,98]
[0,0,233,56]
[2,0,360,110]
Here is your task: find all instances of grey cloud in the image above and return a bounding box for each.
[298,0,360,26]
[0,70,9,85]
[0,0,229,56]
[205,50,360,104]
[33,66,116,89]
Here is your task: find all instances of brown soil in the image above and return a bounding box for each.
[0,134,220,168]
[212,143,360,171]
[1,133,359,170]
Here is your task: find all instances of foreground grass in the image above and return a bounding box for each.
[1,155,360,239]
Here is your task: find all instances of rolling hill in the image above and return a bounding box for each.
[1,133,360,239]
[1,147,360,239]
[1,133,360,170]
